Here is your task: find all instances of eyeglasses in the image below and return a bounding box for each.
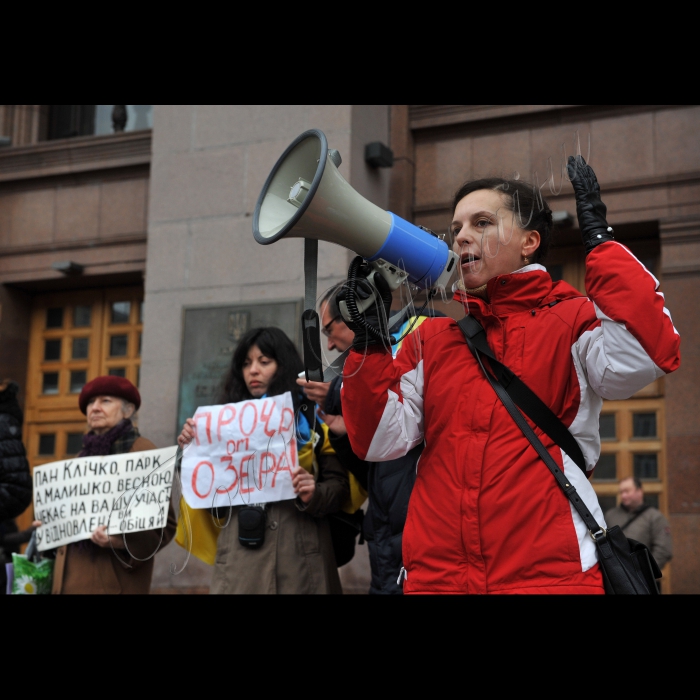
[321,315,342,337]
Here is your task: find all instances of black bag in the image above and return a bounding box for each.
[238,506,266,548]
[458,315,661,595]
[329,509,364,568]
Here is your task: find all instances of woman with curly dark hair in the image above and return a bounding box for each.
[178,327,350,594]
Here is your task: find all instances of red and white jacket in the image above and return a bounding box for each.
[341,242,680,594]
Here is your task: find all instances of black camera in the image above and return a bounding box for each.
[238,506,266,548]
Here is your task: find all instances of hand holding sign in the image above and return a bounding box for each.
[292,466,315,504]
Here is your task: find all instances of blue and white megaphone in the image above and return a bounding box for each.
[253,129,458,305]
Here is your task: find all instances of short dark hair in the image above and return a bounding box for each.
[621,476,643,491]
[319,283,343,320]
[452,178,554,264]
[217,327,303,404]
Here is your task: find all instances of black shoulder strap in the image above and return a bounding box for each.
[457,315,587,475]
[457,318,605,537]
[621,505,649,532]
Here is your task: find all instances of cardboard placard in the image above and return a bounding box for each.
[180,392,299,509]
[33,446,177,552]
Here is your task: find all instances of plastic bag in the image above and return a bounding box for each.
[10,553,53,595]
[9,531,54,595]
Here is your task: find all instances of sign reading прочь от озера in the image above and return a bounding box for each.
[180,391,300,510]
[33,446,177,552]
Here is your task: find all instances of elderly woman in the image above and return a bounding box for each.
[48,376,177,594]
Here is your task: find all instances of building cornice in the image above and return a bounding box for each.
[0,234,147,257]
[408,105,678,131]
[0,130,152,182]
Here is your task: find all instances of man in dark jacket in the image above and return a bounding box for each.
[0,380,33,593]
[297,286,441,594]
[605,477,673,570]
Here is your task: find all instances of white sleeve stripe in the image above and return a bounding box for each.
[365,360,425,461]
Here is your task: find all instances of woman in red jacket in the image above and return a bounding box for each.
[340,156,681,594]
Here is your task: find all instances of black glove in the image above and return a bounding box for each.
[567,155,615,255]
[337,257,393,350]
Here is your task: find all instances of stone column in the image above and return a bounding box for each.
[660,214,700,593]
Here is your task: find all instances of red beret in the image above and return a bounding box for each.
[79,376,141,414]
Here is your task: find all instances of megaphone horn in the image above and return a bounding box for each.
[253,129,458,292]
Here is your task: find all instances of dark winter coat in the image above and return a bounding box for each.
[0,382,32,523]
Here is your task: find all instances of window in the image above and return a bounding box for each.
[38,434,56,456]
[42,373,59,395]
[47,105,152,140]
[46,308,63,329]
[591,400,666,522]
[66,433,84,456]
[69,370,87,394]
[44,340,61,361]
[72,337,89,360]
[111,301,131,324]
[599,414,616,440]
[110,335,128,357]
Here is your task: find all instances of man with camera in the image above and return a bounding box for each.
[297,284,441,594]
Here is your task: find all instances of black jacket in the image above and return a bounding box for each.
[0,383,32,523]
[325,309,442,594]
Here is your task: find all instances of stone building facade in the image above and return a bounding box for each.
[1,105,698,593]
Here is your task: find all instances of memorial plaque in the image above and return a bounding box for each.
[177,300,302,435]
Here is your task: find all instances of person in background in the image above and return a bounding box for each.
[177,327,350,594]
[38,376,177,594]
[0,380,33,594]
[297,285,443,594]
[605,477,673,570]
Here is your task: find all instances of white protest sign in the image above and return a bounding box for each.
[33,446,177,552]
[180,392,299,509]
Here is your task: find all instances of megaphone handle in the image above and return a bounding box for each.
[301,309,324,382]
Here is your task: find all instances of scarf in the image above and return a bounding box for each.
[78,418,134,458]
[74,418,134,555]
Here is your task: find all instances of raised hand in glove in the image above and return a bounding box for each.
[567,155,615,255]
[337,257,393,351]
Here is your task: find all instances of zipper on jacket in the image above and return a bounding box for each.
[397,567,408,585]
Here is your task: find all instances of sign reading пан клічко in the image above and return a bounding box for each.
[33,446,177,552]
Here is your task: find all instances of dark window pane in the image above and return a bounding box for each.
[44,339,61,361]
[72,337,89,359]
[48,105,96,139]
[108,368,126,377]
[644,493,659,509]
[111,302,131,324]
[598,495,617,515]
[110,335,128,357]
[66,433,84,456]
[70,370,87,393]
[633,413,657,438]
[139,302,144,323]
[138,332,142,356]
[136,366,140,387]
[38,434,56,455]
[593,453,617,481]
[549,264,564,282]
[46,308,63,329]
[73,305,91,327]
[634,453,658,480]
[599,414,616,440]
[42,372,59,395]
